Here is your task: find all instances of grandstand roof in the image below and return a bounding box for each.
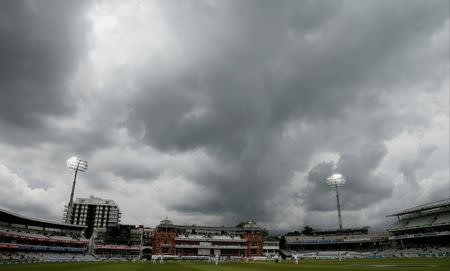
[387,199,450,217]
[156,223,263,232]
[155,218,263,232]
[174,225,251,232]
[311,227,369,235]
[0,208,86,230]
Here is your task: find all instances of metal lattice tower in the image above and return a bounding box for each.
[326,173,346,230]
[66,157,88,223]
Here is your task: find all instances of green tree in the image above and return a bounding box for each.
[301,225,314,235]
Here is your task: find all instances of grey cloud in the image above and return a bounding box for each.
[112,166,161,182]
[126,0,448,223]
[399,144,438,185]
[0,0,90,130]
[0,0,447,230]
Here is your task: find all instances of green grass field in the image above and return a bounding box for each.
[1,258,450,271]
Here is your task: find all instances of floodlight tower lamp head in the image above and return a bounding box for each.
[66,156,88,172]
[326,173,346,187]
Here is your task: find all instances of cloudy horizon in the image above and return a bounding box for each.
[0,0,448,232]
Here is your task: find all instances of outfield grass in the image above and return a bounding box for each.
[1,258,450,271]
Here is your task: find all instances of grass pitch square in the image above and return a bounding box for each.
[1,259,450,271]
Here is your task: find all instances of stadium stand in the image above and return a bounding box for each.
[294,250,374,259]
[384,199,450,257]
[4,198,450,264]
[92,224,143,261]
[434,212,450,226]
[283,199,450,259]
[285,227,389,256]
[0,208,95,264]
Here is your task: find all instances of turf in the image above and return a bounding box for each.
[1,258,450,271]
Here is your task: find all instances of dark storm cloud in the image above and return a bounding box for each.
[0,0,447,229]
[0,0,89,128]
[126,0,449,223]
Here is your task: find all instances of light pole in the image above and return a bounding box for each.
[326,173,345,230]
[66,156,88,223]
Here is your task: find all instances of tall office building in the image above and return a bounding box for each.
[64,195,121,238]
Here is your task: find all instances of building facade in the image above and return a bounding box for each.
[92,224,143,259]
[64,195,121,238]
[142,227,153,259]
[263,239,279,257]
[152,219,264,257]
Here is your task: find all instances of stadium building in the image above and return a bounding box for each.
[152,219,265,258]
[92,224,143,260]
[284,227,389,258]
[385,199,450,257]
[263,238,279,257]
[142,227,153,259]
[0,208,95,264]
[64,196,121,238]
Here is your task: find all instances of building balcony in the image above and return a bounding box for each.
[175,244,246,249]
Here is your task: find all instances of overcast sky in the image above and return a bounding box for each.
[0,0,448,232]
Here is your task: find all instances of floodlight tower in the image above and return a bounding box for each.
[66,156,88,223]
[326,173,346,230]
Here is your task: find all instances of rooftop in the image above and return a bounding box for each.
[74,195,118,207]
[387,199,450,217]
[156,219,263,232]
[0,208,86,231]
